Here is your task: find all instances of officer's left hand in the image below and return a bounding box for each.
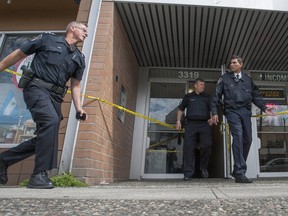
[176,121,182,130]
[211,115,219,125]
[207,118,213,126]
[265,107,276,116]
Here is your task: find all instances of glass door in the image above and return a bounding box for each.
[144,82,186,176]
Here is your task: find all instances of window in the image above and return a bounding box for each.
[257,105,288,172]
[0,33,38,145]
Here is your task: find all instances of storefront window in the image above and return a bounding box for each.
[0,34,37,145]
[257,105,288,172]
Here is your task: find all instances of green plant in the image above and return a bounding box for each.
[19,173,88,187]
[51,173,88,187]
[19,179,29,187]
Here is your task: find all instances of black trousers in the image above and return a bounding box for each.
[2,86,62,173]
[225,107,252,177]
[183,121,212,177]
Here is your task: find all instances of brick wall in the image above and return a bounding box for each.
[72,2,139,185]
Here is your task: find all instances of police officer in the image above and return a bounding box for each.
[211,55,275,183]
[0,21,88,189]
[176,78,213,181]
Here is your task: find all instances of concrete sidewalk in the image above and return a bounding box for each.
[0,178,288,215]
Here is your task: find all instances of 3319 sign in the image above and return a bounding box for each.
[178,71,199,79]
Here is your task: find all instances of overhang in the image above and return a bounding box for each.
[116,2,288,71]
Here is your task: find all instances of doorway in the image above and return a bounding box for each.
[143,81,224,178]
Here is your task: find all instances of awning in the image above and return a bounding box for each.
[116,2,288,71]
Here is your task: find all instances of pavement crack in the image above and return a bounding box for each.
[210,187,229,199]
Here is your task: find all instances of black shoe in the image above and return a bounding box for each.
[201,169,209,178]
[27,171,54,189]
[0,156,8,185]
[235,176,253,183]
[230,172,237,179]
[231,172,242,179]
[183,176,192,181]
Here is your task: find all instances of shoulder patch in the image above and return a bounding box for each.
[217,77,223,84]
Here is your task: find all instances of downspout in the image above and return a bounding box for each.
[59,0,102,173]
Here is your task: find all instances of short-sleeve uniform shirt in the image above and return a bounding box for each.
[20,32,85,88]
[178,92,211,121]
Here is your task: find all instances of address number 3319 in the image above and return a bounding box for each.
[178,71,199,79]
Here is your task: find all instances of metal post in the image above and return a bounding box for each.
[59,0,103,174]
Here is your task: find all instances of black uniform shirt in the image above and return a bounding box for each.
[178,91,211,120]
[20,32,85,88]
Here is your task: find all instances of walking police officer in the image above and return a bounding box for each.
[211,55,275,183]
[0,21,88,189]
[176,78,213,181]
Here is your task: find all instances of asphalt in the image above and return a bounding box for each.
[0,177,288,215]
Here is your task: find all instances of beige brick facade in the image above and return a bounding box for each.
[1,0,138,185]
[72,2,139,185]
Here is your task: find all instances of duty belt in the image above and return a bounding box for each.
[187,119,208,123]
[31,77,67,97]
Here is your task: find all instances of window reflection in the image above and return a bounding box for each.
[0,34,37,145]
[257,105,288,172]
[145,82,185,174]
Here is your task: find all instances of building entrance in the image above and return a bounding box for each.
[143,81,224,178]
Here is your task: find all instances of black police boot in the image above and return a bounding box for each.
[0,156,8,185]
[201,169,209,178]
[234,175,253,183]
[183,176,192,181]
[26,171,54,189]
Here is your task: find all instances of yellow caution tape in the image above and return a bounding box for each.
[148,134,181,149]
[4,68,287,131]
[3,68,178,130]
[252,110,288,118]
[146,149,182,153]
[4,68,22,76]
[86,93,178,130]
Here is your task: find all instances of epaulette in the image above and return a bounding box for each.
[243,72,251,78]
[43,32,56,36]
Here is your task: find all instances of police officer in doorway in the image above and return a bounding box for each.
[211,55,275,183]
[0,21,88,189]
[176,78,213,181]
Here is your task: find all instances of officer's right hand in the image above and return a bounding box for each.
[176,121,182,130]
[76,109,88,121]
[211,115,219,125]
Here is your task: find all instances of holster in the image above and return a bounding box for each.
[18,65,35,89]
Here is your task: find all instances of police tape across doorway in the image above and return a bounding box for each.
[4,68,176,130]
[4,68,288,129]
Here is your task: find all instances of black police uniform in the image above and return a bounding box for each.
[179,91,212,178]
[211,72,267,178]
[1,33,85,173]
